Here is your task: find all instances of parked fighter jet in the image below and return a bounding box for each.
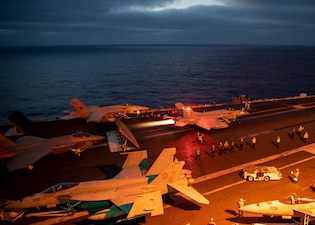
[239,195,315,224]
[0,132,105,171]
[61,98,149,122]
[172,102,247,130]
[2,148,209,223]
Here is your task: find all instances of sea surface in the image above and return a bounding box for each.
[1,45,315,125]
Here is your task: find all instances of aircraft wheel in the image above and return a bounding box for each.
[264,176,270,181]
[247,176,254,181]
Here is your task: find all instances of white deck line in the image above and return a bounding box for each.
[194,143,315,184]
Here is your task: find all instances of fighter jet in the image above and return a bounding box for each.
[61,98,149,122]
[2,148,209,223]
[172,102,247,130]
[239,195,315,223]
[0,132,105,171]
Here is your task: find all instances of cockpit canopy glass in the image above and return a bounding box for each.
[280,195,315,205]
[73,132,90,138]
[43,182,79,194]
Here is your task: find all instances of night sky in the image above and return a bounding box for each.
[1,0,315,46]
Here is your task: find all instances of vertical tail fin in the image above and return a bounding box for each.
[121,150,148,171]
[146,147,176,176]
[146,147,185,184]
[175,102,185,110]
[146,147,210,204]
[114,150,148,178]
[70,98,91,118]
[175,102,197,120]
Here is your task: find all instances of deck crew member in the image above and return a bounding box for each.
[239,137,244,150]
[223,140,229,152]
[219,142,223,155]
[303,132,309,143]
[238,198,245,217]
[211,144,215,158]
[251,136,256,149]
[231,140,235,152]
[196,148,201,160]
[297,125,304,136]
[291,128,295,139]
[276,136,281,148]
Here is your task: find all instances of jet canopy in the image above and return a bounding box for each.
[43,182,79,194]
[280,195,315,205]
[72,132,91,138]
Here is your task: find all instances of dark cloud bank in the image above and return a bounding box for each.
[0,0,315,46]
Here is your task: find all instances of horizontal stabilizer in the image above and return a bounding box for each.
[0,134,16,147]
[0,146,16,160]
[7,145,53,171]
[127,190,163,218]
[168,182,209,205]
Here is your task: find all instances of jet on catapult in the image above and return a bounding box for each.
[171,102,248,130]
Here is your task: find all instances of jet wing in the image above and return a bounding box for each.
[214,118,229,129]
[7,137,74,171]
[174,120,189,127]
[195,116,218,130]
[7,147,52,171]
[127,190,164,218]
[168,182,209,205]
[86,111,108,122]
[86,110,119,122]
[293,208,315,217]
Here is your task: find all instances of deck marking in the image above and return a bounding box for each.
[194,143,315,184]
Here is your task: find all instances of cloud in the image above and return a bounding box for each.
[0,0,315,46]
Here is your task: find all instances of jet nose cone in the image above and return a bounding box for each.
[4,200,20,210]
[239,204,259,213]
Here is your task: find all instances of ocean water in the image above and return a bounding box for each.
[0,45,315,124]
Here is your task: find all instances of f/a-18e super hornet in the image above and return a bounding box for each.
[239,195,315,225]
[1,148,209,223]
[0,131,105,171]
[171,102,248,130]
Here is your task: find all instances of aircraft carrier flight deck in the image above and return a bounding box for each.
[1,94,315,225]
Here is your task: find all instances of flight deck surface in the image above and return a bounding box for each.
[1,96,315,225]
